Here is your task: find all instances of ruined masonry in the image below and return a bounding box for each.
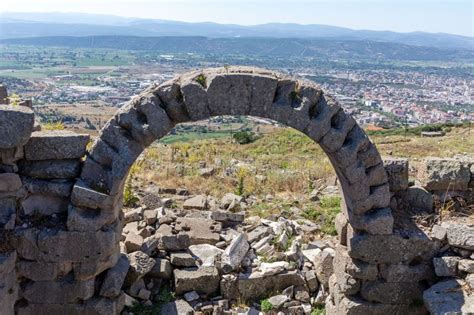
[0,67,472,315]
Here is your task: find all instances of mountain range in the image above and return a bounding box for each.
[1,12,473,50]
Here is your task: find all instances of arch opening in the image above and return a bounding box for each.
[73,67,393,238]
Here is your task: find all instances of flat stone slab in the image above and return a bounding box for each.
[175,217,221,245]
[174,266,220,295]
[0,105,34,149]
[24,131,90,161]
[423,279,474,315]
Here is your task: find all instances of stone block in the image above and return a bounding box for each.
[22,194,69,215]
[211,210,245,224]
[0,173,22,192]
[0,146,24,165]
[100,254,130,298]
[423,279,474,315]
[70,181,114,211]
[16,296,125,315]
[0,105,34,149]
[458,259,474,273]
[445,221,474,250]
[188,244,223,266]
[15,228,119,263]
[23,178,73,198]
[334,245,378,281]
[237,270,305,301]
[183,195,207,210]
[66,205,118,232]
[349,231,437,264]
[124,232,144,253]
[174,266,220,295]
[221,233,249,273]
[16,260,72,281]
[22,277,95,304]
[19,159,81,179]
[170,252,196,267]
[0,197,17,227]
[115,92,174,145]
[401,186,433,212]
[379,262,434,283]
[24,131,89,160]
[175,217,221,245]
[360,280,424,305]
[205,70,278,117]
[348,207,393,235]
[125,251,156,285]
[148,258,173,279]
[155,79,190,123]
[433,256,460,277]
[383,157,409,191]
[418,157,471,191]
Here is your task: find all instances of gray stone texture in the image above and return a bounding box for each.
[418,157,471,191]
[24,131,89,160]
[0,105,34,149]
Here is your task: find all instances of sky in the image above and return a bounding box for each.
[1,0,473,37]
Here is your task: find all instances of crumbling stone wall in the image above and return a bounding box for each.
[0,68,472,314]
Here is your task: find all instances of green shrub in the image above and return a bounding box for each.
[261,299,273,313]
[7,93,21,106]
[42,121,65,130]
[311,305,325,315]
[233,130,257,144]
[195,74,207,88]
[123,175,139,207]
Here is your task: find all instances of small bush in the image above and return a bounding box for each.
[233,130,257,144]
[311,305,325,315]
[195,74,207,88]
[42,121,65,130]
[235,167,248,196]
[7,93,21,106]
[261,299,273,313]
[123,170,139,207]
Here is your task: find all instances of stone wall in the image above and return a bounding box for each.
[0,68,472,315]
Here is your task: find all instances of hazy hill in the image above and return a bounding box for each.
[1,12,472,50]
[2,35,472,61]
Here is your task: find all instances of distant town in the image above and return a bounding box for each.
[1,44,473,129]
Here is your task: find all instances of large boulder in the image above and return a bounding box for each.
[0,105,34,149]
[417,158,471,191]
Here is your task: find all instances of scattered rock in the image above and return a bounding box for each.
[183,195,207,210]
[174,267,220,295]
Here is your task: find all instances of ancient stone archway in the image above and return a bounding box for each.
[10,67,438,314]
[73,67,393,236]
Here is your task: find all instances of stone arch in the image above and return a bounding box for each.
[70,67,393,237]
[10,67,439,315]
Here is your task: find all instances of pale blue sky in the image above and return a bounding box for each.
[1,0,473,36]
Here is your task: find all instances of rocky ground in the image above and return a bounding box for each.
[117,186,339,315]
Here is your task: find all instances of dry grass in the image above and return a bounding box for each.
[132,128,334,198]
[130,126,474,199]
